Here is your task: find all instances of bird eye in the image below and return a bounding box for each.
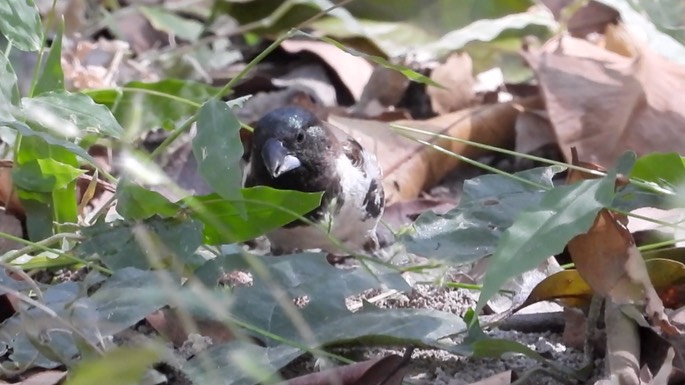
[296,131,305,143]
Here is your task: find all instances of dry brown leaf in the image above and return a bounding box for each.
[540,0,619,37]
[566,151,679,337]
[280,40,373,102]
[523,35,685,167]
[146,308,236,347]
[330,98,526,203]
[0,370,67,385]
[513,95,556,154]
[465,370,513,385]
[284,354,409,385]
[351,66,410,117]
[426,52,475,114]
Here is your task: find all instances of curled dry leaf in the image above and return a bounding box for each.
[426,52,475,114]
[523,34,685,167]
[284,354,409,385]
[565,150,678,335]
[280,39,373,102]
[330,97,529,203]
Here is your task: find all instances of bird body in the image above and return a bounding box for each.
[243,106,384,255]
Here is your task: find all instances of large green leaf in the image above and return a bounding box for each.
[475,153,635,314]
[401,166,564,264]
[22,92,124,139]
[88,268,178,335]
[193,99,243,204]
[77,216,204,270]
[0,0,43,51]
[0,51,19,121]
[189,187,322,244]
[85,79,220,135]
[33,19,64,95]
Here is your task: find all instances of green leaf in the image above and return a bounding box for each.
[138,6,203,41]
[15,135,81,236]
[88,268,177,335]
[630,152,685,190]
[401,166,564,264]
[0,52,20,120]
[22,92,124,139]
[21,197,53,241]
[12,158,84,192]
[475,155,632,314]
[182,343,299,385]
[64,346,164,385]
[417,12,555,60]
[77,216,204,270]
[189,187,322,244]
[85,79,219,136]
[193,99,243,204]
[33,19,64,95]
[0,0,43,51]
[116,180,179,220]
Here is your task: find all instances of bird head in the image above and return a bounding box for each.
[253,106,335,179]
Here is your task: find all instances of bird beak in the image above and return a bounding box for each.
[261,138,302,178]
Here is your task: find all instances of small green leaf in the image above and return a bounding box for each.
[138,6,203,41]
[0,0,43,52]
[78,217,204,270]
[189,187,322,244]
[33,19,65,95]
[116,180,179,220]
[0,53,20,120]
[22,92,124,139]
[12,158,84,192]
[193,99,243,205]
[630,152,685,190]
[64,346,163,385]
[475,156,628,314]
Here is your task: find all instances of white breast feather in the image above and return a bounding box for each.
[265,149,383,254]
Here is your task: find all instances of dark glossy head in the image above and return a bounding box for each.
[251,106,337,179]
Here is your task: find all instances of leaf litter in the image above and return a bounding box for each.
[1,1,685,385]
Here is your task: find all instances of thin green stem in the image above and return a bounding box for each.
[1,232,82,263]
[390,123,676,196]
[149,115,196,160]
[0,231,112,274]
[639,237,685,252]
[4,41,12,58]
[119,87,202,108]
[28,0,59,97]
